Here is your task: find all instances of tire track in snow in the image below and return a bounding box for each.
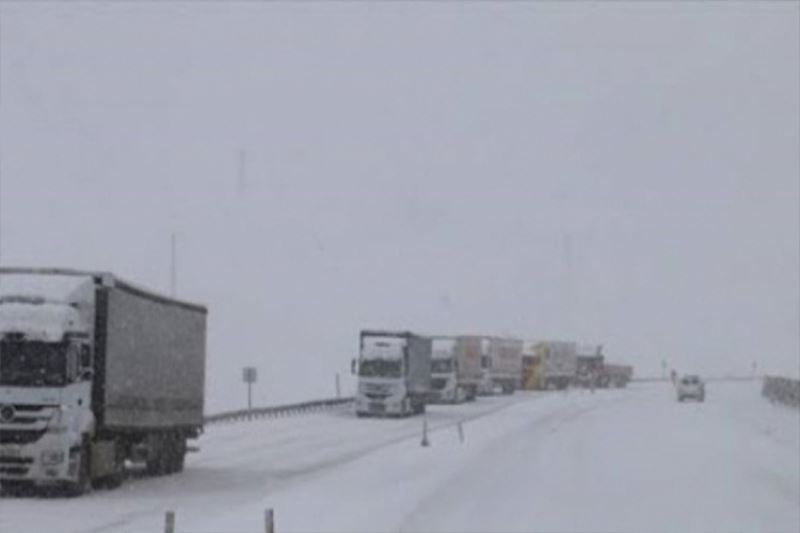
[62,395,538,533]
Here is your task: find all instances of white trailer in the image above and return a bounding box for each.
[477,337,523,395]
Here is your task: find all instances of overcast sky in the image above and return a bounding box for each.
[0,2,797,411]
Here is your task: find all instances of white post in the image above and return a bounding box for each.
[421,418,430,447]
[265,508,275,533]
[164,511,176,533]
[457,421,464,444]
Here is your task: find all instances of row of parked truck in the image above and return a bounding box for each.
[0,268,634,494]
[353,330,634,417]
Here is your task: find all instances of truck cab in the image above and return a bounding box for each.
[429,337,465,404]
[0,296,95,495]
[677,375,705,402]
[477,338,496,395]
[354,331,431,417]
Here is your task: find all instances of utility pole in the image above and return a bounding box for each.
[243,367,257,411]
[237,149,247,195]
[170,232,177,297]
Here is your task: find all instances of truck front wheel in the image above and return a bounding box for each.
[0,480,32,497]
[66,439,92,497]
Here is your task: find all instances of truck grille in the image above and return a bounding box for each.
[431,378,448,390]
[365,392,390,400]
[0,466,31,476]
[0,429,46,445]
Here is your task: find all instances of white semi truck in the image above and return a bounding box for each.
[429,337,463,404]
[477,337,523,395]
[534,340,577,390]
[354,330,431,417]
[0,268,207,495]
[427,336,483,404]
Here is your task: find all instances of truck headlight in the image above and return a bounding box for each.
[41,450,66,465]
[46,406,69,434]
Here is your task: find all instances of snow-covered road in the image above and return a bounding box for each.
[1,382,798,533]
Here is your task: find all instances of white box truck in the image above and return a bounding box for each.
[477,337,523,395]
[0,268,206,495]
[453,336,483,401]
[354,330,431,417]
[534,340,577,390]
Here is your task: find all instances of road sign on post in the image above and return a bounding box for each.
[243,367,258,411]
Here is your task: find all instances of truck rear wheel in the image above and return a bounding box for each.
[166,436,187,474]
[146,433,186,475]
[94,442,126,489]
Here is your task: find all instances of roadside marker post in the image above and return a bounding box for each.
[265,508,275,533]
[164,511,175,533]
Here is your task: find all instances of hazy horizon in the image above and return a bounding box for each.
[0,2,797,412]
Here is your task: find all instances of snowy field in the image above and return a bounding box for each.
[1,382,798,533]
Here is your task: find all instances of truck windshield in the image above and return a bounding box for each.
[0,341,67,387]
[431,359,453,373]
[359,359,402,378]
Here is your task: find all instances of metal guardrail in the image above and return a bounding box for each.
[762,376,800,408]
[204,397,354,424]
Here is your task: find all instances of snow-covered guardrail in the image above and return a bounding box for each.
[204,397,354,425]
[762,376,800,408]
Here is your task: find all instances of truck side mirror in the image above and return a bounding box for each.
[351,359,357,375]
[80,346,92,368]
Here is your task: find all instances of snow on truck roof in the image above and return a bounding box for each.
[0,267,207,314]
[432,337,456,356]
[361,336,406,360]
[0,299,84,342]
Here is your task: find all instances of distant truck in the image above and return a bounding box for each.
[354,330,431,417]
[0,268,207,496]
[428,336,482,404]
[478,337,522,395]
[521,340,542,390]
[477,337,495,395]
[533,341,577,390]
[575,344,604,388]
[453,336,483,401]
[601,363,634,388]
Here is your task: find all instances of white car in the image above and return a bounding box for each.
[677,375,705,402]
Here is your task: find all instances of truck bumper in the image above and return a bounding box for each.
[355,397,408,416]
[428,388,458,404]
[0,433,77,484]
